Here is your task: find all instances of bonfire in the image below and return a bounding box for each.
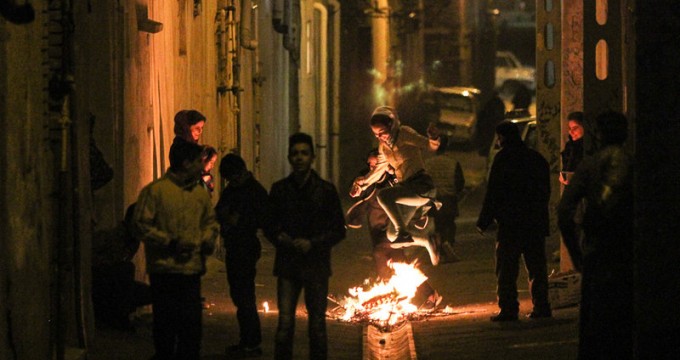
[329,261,451,331]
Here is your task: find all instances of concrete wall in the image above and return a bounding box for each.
[1,0,332,357]
[1,1,58,358]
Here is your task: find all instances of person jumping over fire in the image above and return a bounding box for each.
[347,148,442,309]
[350,106,446,266]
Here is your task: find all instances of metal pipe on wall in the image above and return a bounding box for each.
[327,0,341,187]
[241,0,263,176]
[372,0,390,106]
[313,2,328,179]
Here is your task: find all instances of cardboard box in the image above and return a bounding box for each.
[548,271,581,309]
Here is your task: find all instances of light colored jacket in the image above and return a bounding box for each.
[134,171,219,275]
[363,107,440,186]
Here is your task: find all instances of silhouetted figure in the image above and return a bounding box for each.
[477,120,552,322]
[558,111,633,360]
[477,91,506,156]
[424,153,465,263]
[265,133,345,360]
[133,140,219,360]
[89,115,114,191]
[91,203,151,332]
[505,83,532,119]
[215,153,268,358]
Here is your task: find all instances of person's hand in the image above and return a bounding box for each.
[350,177,366,197]
[349,183,362,198]
[559,176,568,185]
[293,238,312,254]
[426,122,441,140]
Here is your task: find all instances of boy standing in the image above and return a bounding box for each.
[133,140,219,359]
[215,153,268,358]
[266,133,346,360]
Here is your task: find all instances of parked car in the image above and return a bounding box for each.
[486,115,537,179]
[429,86,482,145]
[495,51,536,95]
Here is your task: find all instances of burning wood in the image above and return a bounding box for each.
[327,261,452,331]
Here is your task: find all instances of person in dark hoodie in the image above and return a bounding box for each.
[215,153,269,358]
[351,106,444,265]
[477,120,552,322]
[133,140,219,360]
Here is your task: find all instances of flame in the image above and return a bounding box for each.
[339,261,428,326]
[262,301,269,313]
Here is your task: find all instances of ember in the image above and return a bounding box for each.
[329,261,446,331]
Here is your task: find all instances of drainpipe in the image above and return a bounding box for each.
[241,0,263,176]
[372,0,390,106]
[57,94,72,360]
[284,0,301,131]
[240,0,258,50]
[272,0,287,33]
[314,2,328,179]
[328,0,341,187]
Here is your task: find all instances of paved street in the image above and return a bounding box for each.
[89,148,579,359]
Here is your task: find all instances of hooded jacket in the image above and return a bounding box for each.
[134,170,219,275]
[477,139,550,237]
[362,106,441,187]
[173,109,206,143]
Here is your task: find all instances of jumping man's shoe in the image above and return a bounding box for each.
[419,290,443,311]
[413,215,429,230]
[390,230,414,248]
[425,233,441,266]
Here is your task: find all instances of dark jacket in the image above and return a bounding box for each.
[561,137,584,172]
[477,141,550,237]
[558,145,633,272]
[215,173,269,254]
[266,170,346,278]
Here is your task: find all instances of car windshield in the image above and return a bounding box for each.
[435,93,473,112]
[496,56,511,68]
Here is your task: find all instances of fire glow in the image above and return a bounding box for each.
[336,261,429,327]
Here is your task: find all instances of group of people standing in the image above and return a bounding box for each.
[131,110,345,360]
[477,105,633,358]
[116,101,632,359]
